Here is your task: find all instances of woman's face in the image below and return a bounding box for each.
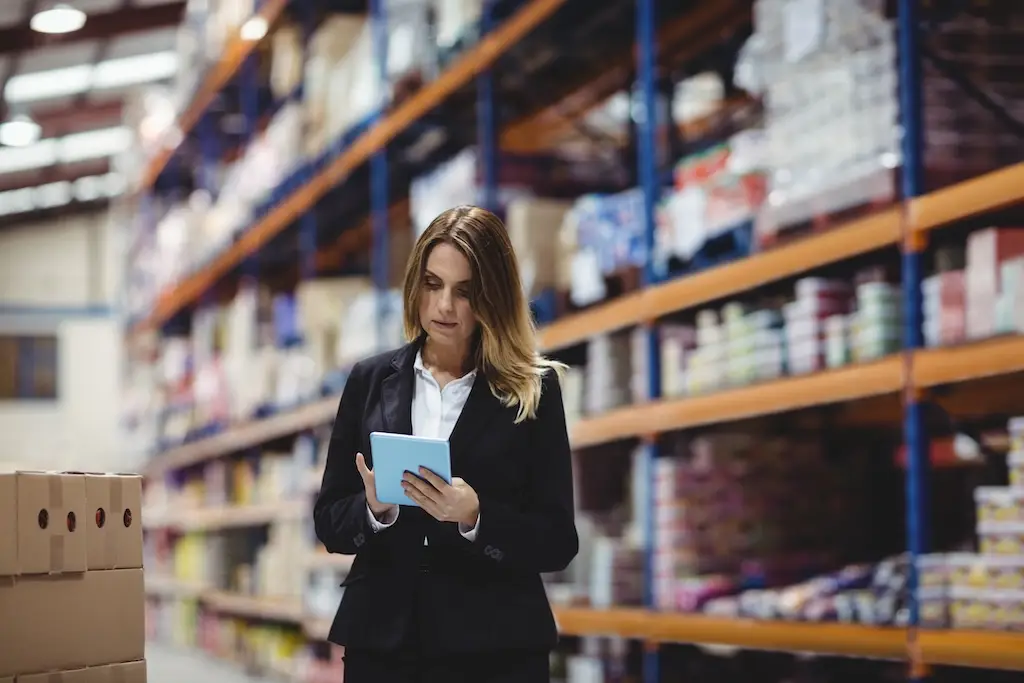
[418,242,478,350]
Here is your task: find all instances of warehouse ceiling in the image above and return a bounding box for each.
[0,0,185,222]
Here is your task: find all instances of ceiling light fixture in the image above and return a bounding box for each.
[240,16,268,41]
[0,116,42,147]
[30,3,87,34]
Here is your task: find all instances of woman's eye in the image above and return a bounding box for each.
[456,289,470,298]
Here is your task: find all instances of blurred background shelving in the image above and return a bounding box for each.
[6,0,1024,681]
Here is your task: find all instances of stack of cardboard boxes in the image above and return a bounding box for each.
[0,472,146,683]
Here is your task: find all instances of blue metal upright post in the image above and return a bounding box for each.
[477,0,498,212]
[370,0,391,348]
[298,0,317,281]
[241,54,261,282]
[635,0,660,681]
[898,1,930,680]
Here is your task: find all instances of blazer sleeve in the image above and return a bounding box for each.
[313,362,390,555]
[472,369,579,573]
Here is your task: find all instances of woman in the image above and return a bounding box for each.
[314,205,579,682]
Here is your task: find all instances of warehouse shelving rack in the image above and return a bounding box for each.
[132,0,1024,680]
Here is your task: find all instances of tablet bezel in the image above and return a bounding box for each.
[368,431,453,507]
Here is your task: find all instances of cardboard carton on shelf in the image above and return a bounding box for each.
[0,472,88,576]
[16,660,147,683]
[83,474,144,571]
[0,568,145,678]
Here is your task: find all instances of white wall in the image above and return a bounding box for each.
[0,210,129,473]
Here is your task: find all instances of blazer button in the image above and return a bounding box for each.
[484,545,503,561]
[354,532,366,547]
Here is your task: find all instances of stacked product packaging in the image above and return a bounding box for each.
[736,0,1024,247]
[650,433,869,613]
[916,417,1024,632]
[0,472,146,682]
[654,129,768,274]
[656,273,901,401]
[923,227,1024,347]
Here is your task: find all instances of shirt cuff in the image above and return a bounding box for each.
[458,514,481,541]
[367,504,398,532]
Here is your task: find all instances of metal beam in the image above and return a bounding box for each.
[30,99,124,138]
[0,158,111,193]
[0,2,186,56]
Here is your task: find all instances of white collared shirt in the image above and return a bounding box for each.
[366,351,481,543]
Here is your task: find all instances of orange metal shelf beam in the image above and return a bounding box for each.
[554,608,905,660]
[539,208,901,351]
[570,356,903,448]
[136,0,569,334]
[143,395,339,478]
[914,335,1024,388]
[909,161,1024,234]
[553,608,1024,670]
[918,629,1024,671]
[139,0,290,190]
[539,162,1024,353]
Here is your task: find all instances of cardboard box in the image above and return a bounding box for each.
[83,474,143,570]
[17,660,146,683]
[0,569,145,677]
[0,472,87,576]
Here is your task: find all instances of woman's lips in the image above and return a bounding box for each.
[434,320,457,328]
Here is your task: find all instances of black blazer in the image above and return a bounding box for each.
[313,340,579,653]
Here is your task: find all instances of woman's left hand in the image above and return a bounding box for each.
[403,468,480,527]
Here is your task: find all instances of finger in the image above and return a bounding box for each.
[417,495,447,521]
[418,467,450,490]
[402,480,449,519]
[403,472,442,502]
[355,453,371,479]
[403,484,436,512]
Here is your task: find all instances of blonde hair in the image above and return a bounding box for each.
[402,205,565,423]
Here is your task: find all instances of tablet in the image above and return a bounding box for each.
[369,432,453,507]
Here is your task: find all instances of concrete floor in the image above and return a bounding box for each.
[145,643,282,683]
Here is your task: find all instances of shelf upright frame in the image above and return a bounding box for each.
[240,54,262,284]
[370,0,391,345]
[477,0,499,212]
[198,110,224,323]
[297,0,318,282]
[635,0,661,680]
[897,0,931,680]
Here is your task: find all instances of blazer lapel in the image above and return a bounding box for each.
[379,342,417,436]
[448,371,505,466]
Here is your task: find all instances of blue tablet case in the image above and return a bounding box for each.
[369,432,453,507]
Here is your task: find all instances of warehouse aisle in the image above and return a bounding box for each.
[145,643,281,683]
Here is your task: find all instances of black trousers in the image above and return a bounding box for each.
[342,557,551,683]
[342,647,551,683]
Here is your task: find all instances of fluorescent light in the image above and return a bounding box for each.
[0,117,42,147]
[0,126,131,174]
[4,65,93,103]
[0,172,125,217]
[74,175,102,201]
[240,16,268,41]
[5,51,178,105]
[34,181,72,208]
[93,52,179,90]
[0,140,57,174]
[59,127,132,164]
[30,4,87,34]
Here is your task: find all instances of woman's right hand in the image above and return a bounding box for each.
[356,452,397,521]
